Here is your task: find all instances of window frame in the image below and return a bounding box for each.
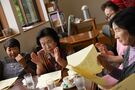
[0,2,9,37]
[0,0,47,42]
[13,0,41,27]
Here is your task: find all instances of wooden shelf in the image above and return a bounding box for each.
[45,2,66,33]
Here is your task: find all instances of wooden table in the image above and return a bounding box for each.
[10,69,97,90]
[60,30,99,53]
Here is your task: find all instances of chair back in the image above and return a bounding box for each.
[102,25,112,39]
[102,24,115,47]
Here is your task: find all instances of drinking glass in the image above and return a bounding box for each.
[24,73,35,89]
[74,75,86,90]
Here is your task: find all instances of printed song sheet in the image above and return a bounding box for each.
[67,44,106,86]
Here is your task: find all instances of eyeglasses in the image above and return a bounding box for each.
[105,13,115,21]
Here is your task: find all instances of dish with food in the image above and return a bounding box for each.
[61,81,75,89]
[61,76,76,89]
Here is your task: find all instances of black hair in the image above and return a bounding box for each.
[101,1,119,12]
[36,27,60,48]
[109,7,135,36]
[3,38,20,50]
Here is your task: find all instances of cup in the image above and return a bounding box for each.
[74,75,86,90]
[23,73,35,89]
[46,79,56,90]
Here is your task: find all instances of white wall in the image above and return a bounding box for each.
[0,22,50,58]
[58,0,106,24]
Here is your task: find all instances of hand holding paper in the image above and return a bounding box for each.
[66,44,106,86]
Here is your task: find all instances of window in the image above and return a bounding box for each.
[0,2,2,36]
[13,0,41,27]
[0,2,8,37]
[0,21,3,36]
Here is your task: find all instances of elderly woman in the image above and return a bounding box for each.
[97,7,135,89]
[31,27,67,75]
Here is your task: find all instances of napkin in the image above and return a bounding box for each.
[0,77,17,90]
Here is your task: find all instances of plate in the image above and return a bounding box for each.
[61,82,75,89]
[61,76,76,89]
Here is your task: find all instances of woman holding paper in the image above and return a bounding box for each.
[97,7,135,89]
[31,27,67,75]
[96,1,128,64]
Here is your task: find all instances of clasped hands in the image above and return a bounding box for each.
[30,47,62,66]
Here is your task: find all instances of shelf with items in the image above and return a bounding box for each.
[45,2,66,33]
[49,11,65,30]
[45,2,58,13]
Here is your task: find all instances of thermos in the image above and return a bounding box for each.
[81,5,91,20]
[67,15,75,36]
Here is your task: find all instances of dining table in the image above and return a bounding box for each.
[9,69,97,90]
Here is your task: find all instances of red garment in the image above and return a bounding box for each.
[122,0,135,7]
[38,49,61,73]
[111,0,126,9]
[111,0,135,9]
[38,48,67,73]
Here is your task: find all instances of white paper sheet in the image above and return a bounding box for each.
[67,44,102,74]
[66,44,106,86]
[36,70,61,88]
[0,77,17,90]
